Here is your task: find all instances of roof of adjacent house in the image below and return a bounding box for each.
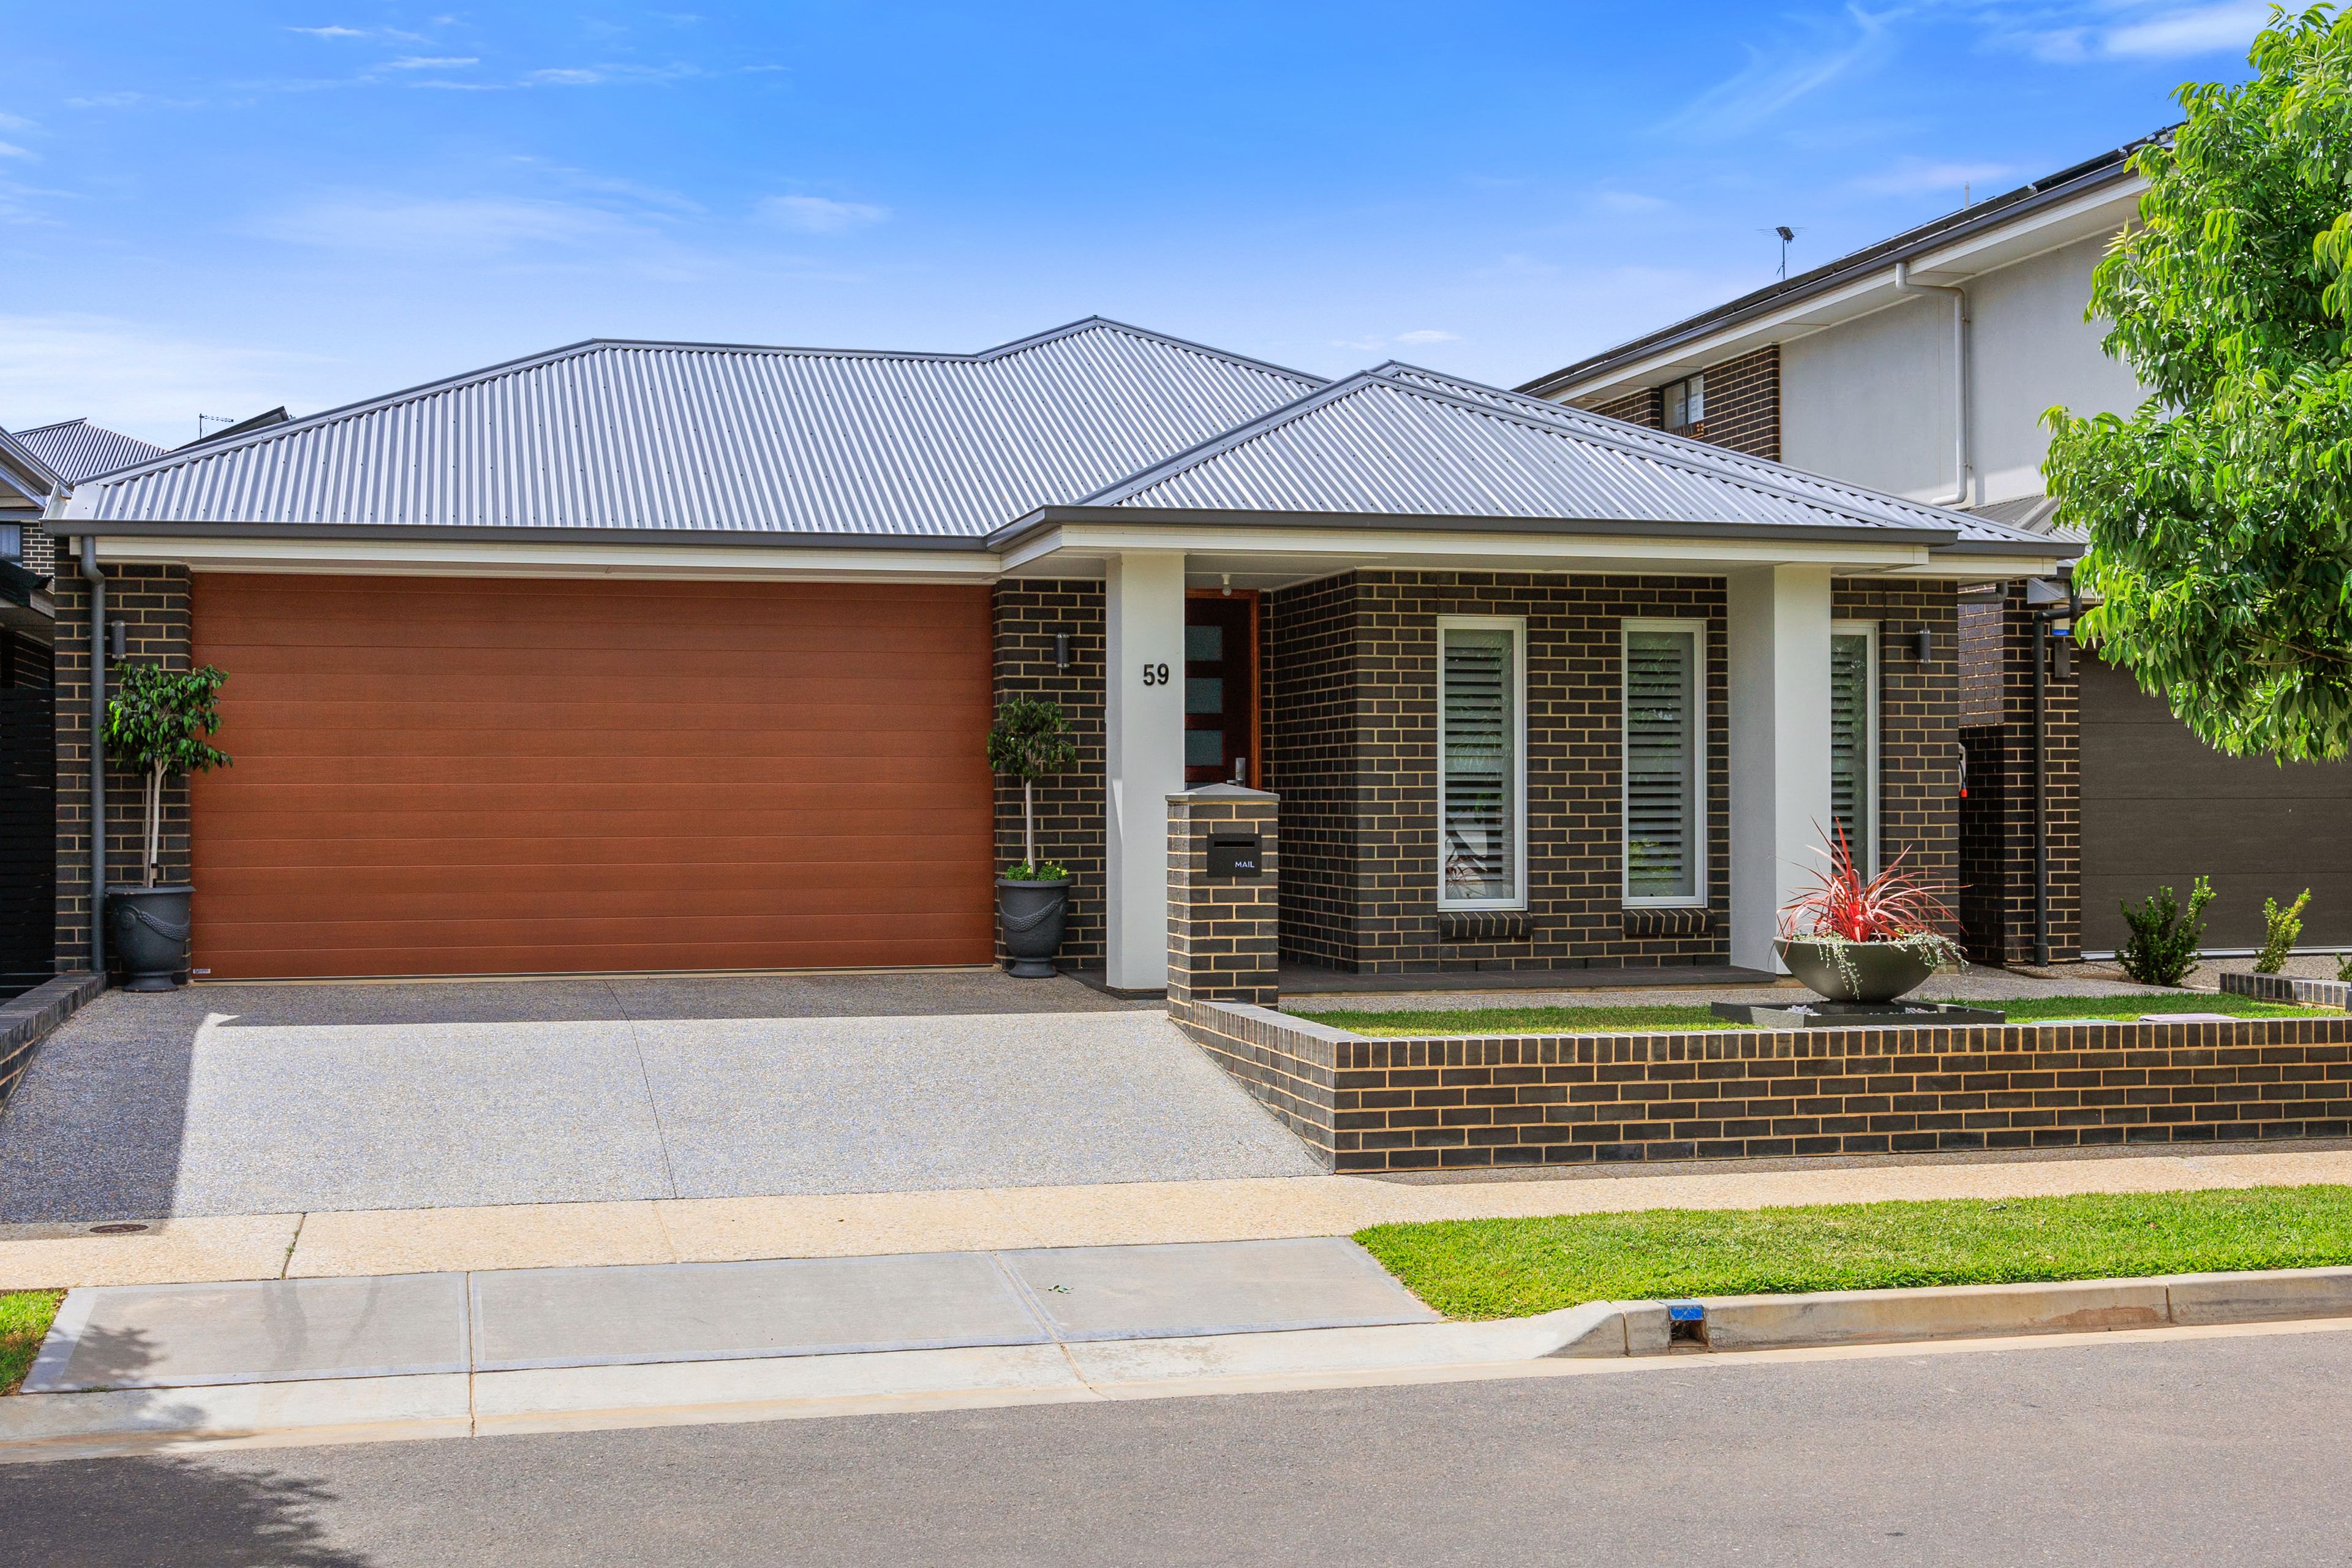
[1517,129,2171,401]
[9,418,167,485]
[56,316,2057,554]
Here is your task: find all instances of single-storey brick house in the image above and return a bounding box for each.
[44,319,2066,992]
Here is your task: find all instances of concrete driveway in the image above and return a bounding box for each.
[0,973,1321,1223]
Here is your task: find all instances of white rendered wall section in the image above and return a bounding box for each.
[1104,550,1189,991]
[1727,565,1834,974]
[1782,236,2147,507]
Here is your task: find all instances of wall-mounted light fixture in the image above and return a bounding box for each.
[1054,631,1070,672]
[109,620,127,661]
[1913,625,1932,663]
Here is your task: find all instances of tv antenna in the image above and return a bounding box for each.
[196,413,240,439]
[1766,225,1803,281]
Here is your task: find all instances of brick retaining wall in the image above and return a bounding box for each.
[1177,1003,2352,1174]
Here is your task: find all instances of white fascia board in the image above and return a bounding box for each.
[1558,180,2145,408]
[88,534,1003,583]
[1894,551,2075,579]
[1008,521,1934,574]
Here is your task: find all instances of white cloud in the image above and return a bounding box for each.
[2103,1,2268,57]
[1664,4,1898,137]
[257,195,655,260]
[0,314,334,450]
[1852,157,2018,195]
[1394,329,1461,345]
[288,24,369,38]
[386,56,478,70]
[530,67,606,85]
[757,194,888,233]
[0,112,32,132]
[65,92,146,109]
[0,143,35,162]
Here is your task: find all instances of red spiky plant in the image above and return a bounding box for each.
[1779,822,1954,943]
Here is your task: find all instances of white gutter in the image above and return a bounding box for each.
[1893,260,1971,507]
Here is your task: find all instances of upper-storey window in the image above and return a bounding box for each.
[1662,373,1705,435]
[0,524,20,561]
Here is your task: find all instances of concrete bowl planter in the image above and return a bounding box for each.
[997,875,1071,979]
[1775,937,1934,1004]
[107,884,194,993]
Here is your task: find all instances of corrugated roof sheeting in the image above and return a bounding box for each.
[10,419,165,484]
[1095,372,2008,538]
[1378,366,2054,548]
[72,323,1321,534]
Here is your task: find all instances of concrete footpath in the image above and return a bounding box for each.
[11,1241,2352,1463]
[8,1142,2352,1291]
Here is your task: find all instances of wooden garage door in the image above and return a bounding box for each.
[189,575,996,979]
[2079,652,2352,954]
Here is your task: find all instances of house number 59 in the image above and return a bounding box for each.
[1140,662,1171,686]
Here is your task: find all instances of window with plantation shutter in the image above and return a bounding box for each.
[1623,622,1703,904]
[1438,621,1523,908]
[1831,626,1878,872]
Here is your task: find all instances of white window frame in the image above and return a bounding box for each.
[1621,618,1709,910]
[1831,620,1882,875]
[1436,615,1528,912]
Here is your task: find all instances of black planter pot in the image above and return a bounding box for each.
[1776,937,1934,1004]
[108,884,194,993]
[997,876,1070,979]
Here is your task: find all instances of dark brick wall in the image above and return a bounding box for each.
[20,524,56,582]
[1830,579,1961,932]
[1180,1001,2352,1173]
[1263,575,1358,968]
[1981,585,2081,964]
[1265,571,1732,974]
[1584,345,1779,461]
[53,565,195,977]
[990,579,1107,965]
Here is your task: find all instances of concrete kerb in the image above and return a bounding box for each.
[10,1267,2352,1461]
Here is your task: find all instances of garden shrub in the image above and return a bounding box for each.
[2256,889,2311,975]
[2117,876,2214,986]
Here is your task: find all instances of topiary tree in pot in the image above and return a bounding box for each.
[1776,823,1963,1003]
[987,696,1079,978]
[104,662,231,992]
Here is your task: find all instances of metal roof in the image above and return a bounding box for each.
[1072,365,2054,551]
[1518,127,2172,400]
[62,320,1323,536]
[1372,366,2053,550]
[0,429,62,510]
[9,419,165,485]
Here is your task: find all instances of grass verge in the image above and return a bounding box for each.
[1305,991,2334,1038]
[1356,1185,2352,1319]
[1,1290,64,1395]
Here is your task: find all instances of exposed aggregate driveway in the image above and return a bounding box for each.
[0,972,1319,1223]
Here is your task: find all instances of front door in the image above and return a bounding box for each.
[1184,594,1257,787]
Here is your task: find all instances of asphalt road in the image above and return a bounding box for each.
[8,1327,2352,1566]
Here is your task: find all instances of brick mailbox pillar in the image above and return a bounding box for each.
[1165,784,1279,1011]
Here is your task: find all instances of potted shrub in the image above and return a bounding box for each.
[103,661,230,992]
[987,696,1078,978]
[1776,824,1962,1003]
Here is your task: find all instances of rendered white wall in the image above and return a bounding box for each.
[1726,565,1834,974]
[1781,235,2147,506]
[1967,236,2147,505]
[1103,550,1188,991]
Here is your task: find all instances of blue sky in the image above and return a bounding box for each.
[4,1,2263,447]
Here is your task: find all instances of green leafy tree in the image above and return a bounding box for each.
[2045,7,2352,760]
[104,663,231,888]
[986,696,1077,876]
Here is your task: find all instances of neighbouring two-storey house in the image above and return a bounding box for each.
[1521,133,2352,962]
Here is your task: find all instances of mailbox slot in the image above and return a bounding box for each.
[1207,832,1263,880]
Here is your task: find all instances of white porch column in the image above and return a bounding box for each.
[1104,551,1188,991]
[1726,565,1835,974]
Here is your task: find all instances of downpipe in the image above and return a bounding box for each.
[77,536,107,979]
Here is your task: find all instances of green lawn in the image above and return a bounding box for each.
[1356,1186,2352,1319]
[1302,991,2335,1038]
[1,1290,63,1395]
